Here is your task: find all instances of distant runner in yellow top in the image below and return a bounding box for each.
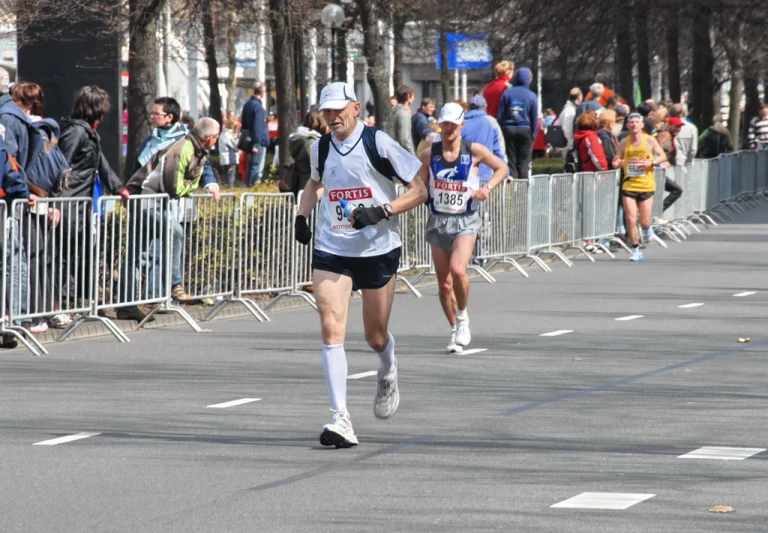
[612,113,667,262]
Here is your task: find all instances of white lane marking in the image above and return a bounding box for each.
[33,432,101,446]
[207,398,261,408]
[678,303,704,309]
[733,291,756,297]
[459,348,488,355]
[678,446,766,460]
[615,315,644,321]
[551,492,655,510]
[348,371,377,380]
[540,330,573,337]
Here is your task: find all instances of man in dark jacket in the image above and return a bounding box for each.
[497,67,538,180]
[240,83,270,186]
[411,97,435,151]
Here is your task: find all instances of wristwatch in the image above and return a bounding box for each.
[484,183,494,191]
[382,203,394,219]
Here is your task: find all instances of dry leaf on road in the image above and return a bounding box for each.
[737,337,750,343]
[708,505,734,513]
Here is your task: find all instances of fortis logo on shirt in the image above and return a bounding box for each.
[328,188,373,201]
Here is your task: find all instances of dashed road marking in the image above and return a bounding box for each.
[207,398,261,408]
[459,348,489,355]
[540,330,573,337]
[678,303,704,309]
[348,371,377,380]
[678,446,766,460]
[734,291,756,297]
[33,432,101,446]
[551,492,655,510]
[615,315,644,321]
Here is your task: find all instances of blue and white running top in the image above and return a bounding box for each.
[428,139,480,215]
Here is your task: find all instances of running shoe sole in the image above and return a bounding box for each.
[374,383,400,420]
[319,428,358,448]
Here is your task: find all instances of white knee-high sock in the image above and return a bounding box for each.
[322,343,348,412]
[377,332,397,378]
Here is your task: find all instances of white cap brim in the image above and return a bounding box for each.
[319,99,355,110]
[439,118,464,125]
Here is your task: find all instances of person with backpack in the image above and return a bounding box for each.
[293,82,427,448]
[282,108,329,196]
[697,115,733,158]
[569,111,608,173]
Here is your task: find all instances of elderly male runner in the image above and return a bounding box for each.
[421,103,508,353]
[612,112,667,262]
[294,82,427,448]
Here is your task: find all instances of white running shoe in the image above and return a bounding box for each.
[320,408,358,448]
[455,316,471,346]
[374,362,400,419]
[48,313,72,329]
[644,228,655,243]
[629,248,644,262]
[30,322,49,334]
[447,329,463,354]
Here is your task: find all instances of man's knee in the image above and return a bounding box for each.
[365,330,389,352]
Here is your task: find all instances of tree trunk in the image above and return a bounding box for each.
[615,11,634,107]
[439,30,451,105]
[725,23,743,147]
[336,27,349,82]
[666,6,681,103]
[225,12,239,113]
[355,0,391,134]
[743,61,760,148]
[635,5,652,101]
[202,3,222,126]
[690,7,715,132]
[126,0,162,180]
[392,14,405,90]
[269,0,297,165]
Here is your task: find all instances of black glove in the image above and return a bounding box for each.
[352,206,386,229]
[295,215,312,245]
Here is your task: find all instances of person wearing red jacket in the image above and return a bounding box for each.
[482,61,513,119]
[573,111,607,172]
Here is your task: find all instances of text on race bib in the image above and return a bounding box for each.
[329,187,375,232]
[432,180,471,214]
[626,158,648,177]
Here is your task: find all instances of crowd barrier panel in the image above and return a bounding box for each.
[757,150,768,191]
[502,179,550,274]
[692,159,719,227]
[528,174,571,266]
[649,167,675,245]
[176,194,242,323]
[585,170,626,256]
[392,185,426,296]
[548,174,587,263]
[238,193,312,317]
[292,190,318,302]
[8,197,123,353]
[0,201,47,355]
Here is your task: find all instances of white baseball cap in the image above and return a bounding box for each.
[439,102,465,125]
[318,82,358,110]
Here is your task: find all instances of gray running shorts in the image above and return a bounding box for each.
[425,210,481,251]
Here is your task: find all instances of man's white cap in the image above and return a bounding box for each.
[318,82,358,110]
[439,102,465,124]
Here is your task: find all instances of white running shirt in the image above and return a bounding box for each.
[310,122,422,257]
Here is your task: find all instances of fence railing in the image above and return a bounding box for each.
[2,150,767,355]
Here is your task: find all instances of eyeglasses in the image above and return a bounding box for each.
[149,112,168,117]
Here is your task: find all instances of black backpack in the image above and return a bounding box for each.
[564,143,582,173]
[546,124,567,148]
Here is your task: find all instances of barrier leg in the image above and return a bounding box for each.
[610,237,632,254]
[593,242,616,259]
[651,234,668,249]
[467,264,496,283]
[396,275,423,298]
[500,257,530,278]
[2,325,47,356]
[57,315,130,343]
[565,245,595,263]
[524,254,553,272]
[541,249,574,267]
[264,290,318,312]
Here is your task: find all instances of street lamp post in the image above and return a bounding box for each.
[321,3,345,82]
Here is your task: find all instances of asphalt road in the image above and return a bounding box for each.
[2,207,768,532]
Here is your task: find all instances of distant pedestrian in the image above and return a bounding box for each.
[746,103,768,150]
[240,83,270,186]
[585,73,617,107]
[558,88,582,150]
[497,67,538,180]
[218,117,239,187]
[697,115,733,158]
[482,60,514,119]
[411,97,436,149]
[391,85,416,155]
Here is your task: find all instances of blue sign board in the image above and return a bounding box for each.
[436,33,492,70]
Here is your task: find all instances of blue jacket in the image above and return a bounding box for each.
[462,109,507,181]
[411,109,432,149]
[134,122,217,188]
[497,68,538,137]
[0,136,30,202]
[241,96,270,147]
[0,94,45,173]
[30,118,70,194]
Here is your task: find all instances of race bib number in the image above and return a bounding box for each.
[432,180,471,214]
[328,187,375,232]
[626,158,648,177]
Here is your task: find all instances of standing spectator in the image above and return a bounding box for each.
[746,103,768,150]
[660,116,684,216]
[532,116,547,159]
[391,85,416,155]
[468,95,506,166]
[615,105,629,138]
[218,116,239,187]
[411,97,436,149]
[287,108,330,195]
[668,103,698,165]
[543,108,557,129]
[240,83,270,186]
[462,96,507,183]
[558,87,582,150]
[575,83,604,123]
[698,115,733,158]
[597,110,619,165]
[497,67,538,180]
[135,97,187,170]
[573,111,608,172]
[266,112,279,154]
[483,60,514,119]
[58,86,124,312]
[637,102,656,135]
[585,73,617,107]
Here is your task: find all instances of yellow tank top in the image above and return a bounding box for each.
[622,133,656,192]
